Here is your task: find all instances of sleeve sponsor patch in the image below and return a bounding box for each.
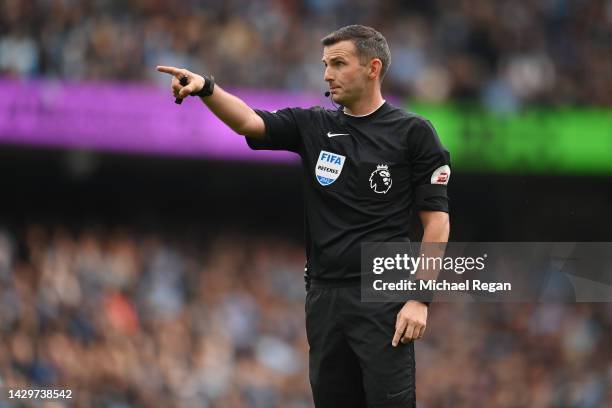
[431,165,451,185]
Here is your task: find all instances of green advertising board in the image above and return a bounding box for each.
[409,103,612,175]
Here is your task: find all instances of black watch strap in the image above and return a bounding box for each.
[413,279,434,307]
[192,75,215,97]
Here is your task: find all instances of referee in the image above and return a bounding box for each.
[158,25,450,408]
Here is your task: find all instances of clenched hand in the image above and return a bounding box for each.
[392,300,428,347]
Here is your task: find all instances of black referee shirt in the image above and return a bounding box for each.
[246,101,450,281]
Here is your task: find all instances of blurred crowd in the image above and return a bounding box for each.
[0,224,611,408]
[0,225,310,408]
[0,0,611,109]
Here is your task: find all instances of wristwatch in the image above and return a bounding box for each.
[413,279,434,307]
[192,74,215,97]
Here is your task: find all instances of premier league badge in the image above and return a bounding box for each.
[315,150,346,186]
[369,164,392,194]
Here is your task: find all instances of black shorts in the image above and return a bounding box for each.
[305,282,416,408]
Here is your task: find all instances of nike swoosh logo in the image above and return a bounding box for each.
[327,132,350,138]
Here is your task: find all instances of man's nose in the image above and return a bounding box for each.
[324,67,333,82]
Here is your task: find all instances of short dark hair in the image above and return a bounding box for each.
[321,25,391,82]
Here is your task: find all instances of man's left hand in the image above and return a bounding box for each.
[391,300,428,347]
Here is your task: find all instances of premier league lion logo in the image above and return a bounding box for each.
[369,164,392,194]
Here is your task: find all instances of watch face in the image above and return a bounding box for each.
[198,75,214,96]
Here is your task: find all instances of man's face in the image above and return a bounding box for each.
[322,40,369,106]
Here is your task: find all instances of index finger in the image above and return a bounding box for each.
[156,65,183,77]
[392,319,407,347]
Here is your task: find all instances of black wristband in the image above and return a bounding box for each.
[412,279,434,307]
[192,74,215,97]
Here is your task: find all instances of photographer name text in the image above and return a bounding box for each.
[373,279,511,293]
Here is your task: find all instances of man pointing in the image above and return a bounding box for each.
[158,25,450,407]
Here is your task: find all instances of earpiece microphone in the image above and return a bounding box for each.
[324,90,343,112]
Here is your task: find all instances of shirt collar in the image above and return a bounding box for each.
[342,100,387,117]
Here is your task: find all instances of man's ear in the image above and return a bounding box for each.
[368,58,382,80]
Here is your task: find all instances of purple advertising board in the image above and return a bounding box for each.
[0,78,337,162]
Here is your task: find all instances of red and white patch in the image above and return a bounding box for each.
[431,165,451,185]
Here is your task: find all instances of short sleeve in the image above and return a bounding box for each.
[244,108,304,154]
[409,118,451,213]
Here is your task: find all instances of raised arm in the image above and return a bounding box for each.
[156,65,266,139]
